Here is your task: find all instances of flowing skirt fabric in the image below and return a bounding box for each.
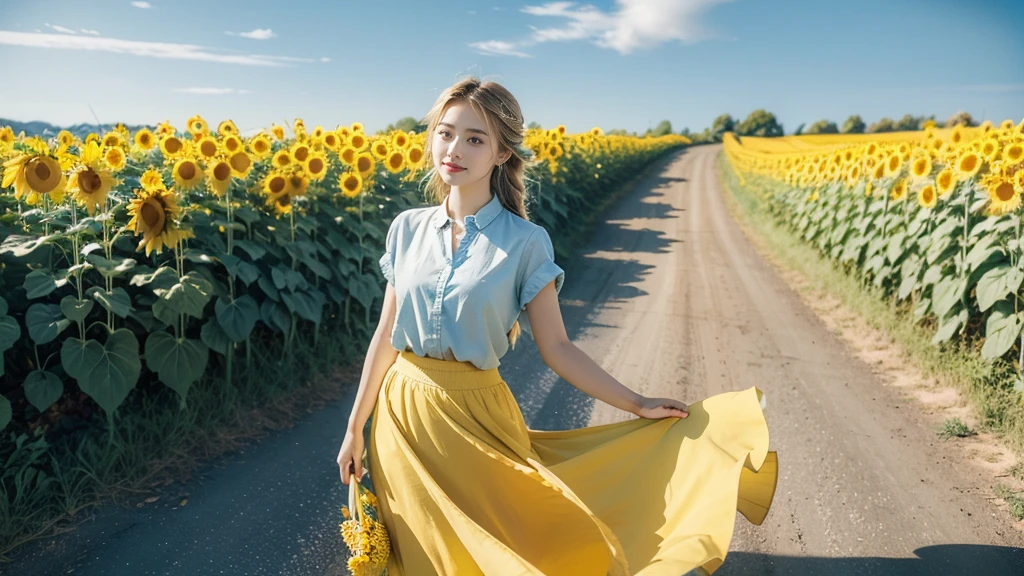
[366,351,778,576]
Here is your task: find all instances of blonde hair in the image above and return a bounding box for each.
[419,76,533,348]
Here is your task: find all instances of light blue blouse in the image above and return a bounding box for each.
[378,192,565,370]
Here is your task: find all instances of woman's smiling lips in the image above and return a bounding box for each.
[444,162,465,172]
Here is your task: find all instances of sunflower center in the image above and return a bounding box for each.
[230,153,251,173]
[213,162,231,181]
[26,157,60,193]
[308,158,325,175]
[923,187,935,203]
[294,147,309,162]
[201,140,218,157]
[164,138,183,154]
[961,156,978,172]
[179,162,197,180]
[141,198,165,232]
[254,141,269,153]
[269,175,286,194]
[996,182,1015,202]
[80,169,102,194]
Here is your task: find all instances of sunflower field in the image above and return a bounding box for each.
[724,119,1024,379]
[0,117,689,438]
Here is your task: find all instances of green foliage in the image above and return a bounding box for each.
[842,115,866,134]
[736,110,784,138]
[806,120,839,135]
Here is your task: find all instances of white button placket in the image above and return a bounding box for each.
[430,216,477,357]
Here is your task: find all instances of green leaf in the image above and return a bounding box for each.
[130,266,179,291]
[155,272,213,318]
[0,234,49,257]
[233,207,262,226]
[24,370,63,412]
[982,301,1024,360]
[964,235,1002,273]
[87,286,133,318]
[348,274,381,309]
[85,254,137,279]
[260,300,291,334]
[976,265,1024,313]
[932,309,968,345]
[60,330,141,414]
[81,242,103,256]
[24,269,68,299]
[200,318,231,355]
[0,395,10,431]
[26,303,71,345]
[60,296,94,324]
[281,291,323,324]
[932,276,967,319]
[214,295,259,342]
[144,332,208,402]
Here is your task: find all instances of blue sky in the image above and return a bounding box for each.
[0,0,1021,135]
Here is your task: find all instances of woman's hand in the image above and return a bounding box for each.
[337,429,364,486]
[633,395,689,419]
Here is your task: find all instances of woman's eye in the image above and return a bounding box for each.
[439,131,482,144]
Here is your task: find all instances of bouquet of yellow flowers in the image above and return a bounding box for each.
[340,471,390,576]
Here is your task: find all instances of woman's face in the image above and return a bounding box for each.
[432,100,507,189]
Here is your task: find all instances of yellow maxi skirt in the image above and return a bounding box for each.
[366,350,778,576]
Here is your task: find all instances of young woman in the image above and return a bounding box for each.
[336,77,778,576]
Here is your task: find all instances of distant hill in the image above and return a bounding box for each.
[0,118,155,139]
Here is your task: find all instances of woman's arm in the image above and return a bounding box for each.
[347,282,400,434]
[525,280,690,419]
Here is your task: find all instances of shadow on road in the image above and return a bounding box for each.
[713,544,1024,576]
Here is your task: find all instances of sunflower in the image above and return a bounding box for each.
[140,167,165,191]
[935,168,957,197]
[338,171,363,198]
[187,115,209,139]
[272,150,293,169]
[0,126,15,146]
[950,126,964,145]
[222,134,244,155]
[134,128,157,151]
[101,130,126,149]
[917,184,937,209]
[304,153,328,181]
[56,130,75,150]
[224,151,250,179]
[287,171,309,197]
[195,136,220,161]
[871,161,886,181]
[125,187,194,257]
[67,142,119,215]
[155,120,176,137]
[339,145,357,166]
[249,134,272,159]
[159,135,185,159]
[218,120,239,137]
[172,158,204,190]
[104,146,127,172]
[291,142,311,163]
[205,160,233,196]
[349,133,367,150]
[955,150,982,179]
[391,130,410,150]
[350,122,364,133]
[322,132,339,151]
[883,153,902,177]
[371,140,389,160]
[890,178,908,202]
[979,138,1000,163]
[262,171,294,214]
[909,153,932,180]
[3,152,67,204]
[406,144,424,166]
[1004,142,1023,165]
[982,166,1022,216]
[271,124,286,141]
[384,150,405,174]
[355,152,375,178]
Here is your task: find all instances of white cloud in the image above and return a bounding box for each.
[225,28,276,40]
[173,87,251,95]
[131,2,152,8]
[471,0,731,58]
[467,40,534,58]
[80,29,101,35]
[320,56,330,62]
[0,31,317,66]
[45,23,78,35]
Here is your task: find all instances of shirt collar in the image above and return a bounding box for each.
[432,192,503,231]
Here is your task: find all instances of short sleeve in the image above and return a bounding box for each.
[515,227,564,339]
[378,213,400,286]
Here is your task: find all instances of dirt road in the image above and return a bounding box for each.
[7,145,1023,575]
